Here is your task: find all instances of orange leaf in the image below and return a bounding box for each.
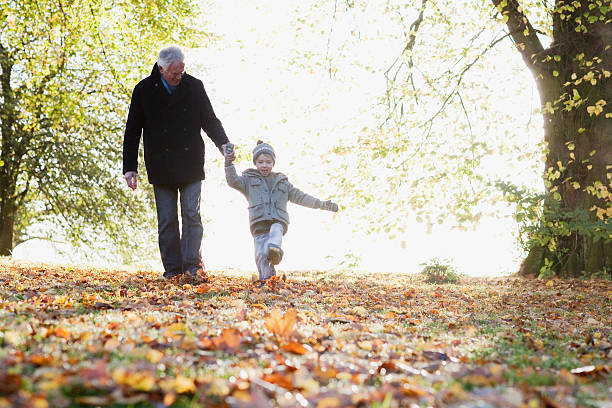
[251,303,267,309]
[103,339,120,351]
[265,308,297,340]
[54,327,71,340]
[28,354,54,366]
[281,341,307,355]
[163,393,177,407]
[261,372,294,390]
[220,328,242,351]
[196,284,210,294]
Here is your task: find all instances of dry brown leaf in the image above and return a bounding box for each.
[265,308,297,340]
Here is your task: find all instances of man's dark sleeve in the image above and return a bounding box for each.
[198,80,229,150]
[123,86,144,175]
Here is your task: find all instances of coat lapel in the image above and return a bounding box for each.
[167,76,190,108]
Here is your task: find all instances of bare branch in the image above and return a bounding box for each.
[384,0,428,121]
[324,0,339,78]
[89,4,130,95]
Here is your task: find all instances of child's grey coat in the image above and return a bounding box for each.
[225,165,322,235]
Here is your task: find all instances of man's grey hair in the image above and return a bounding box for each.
[157,46,185,70]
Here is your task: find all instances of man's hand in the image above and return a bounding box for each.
[125,171,138,190]
[222,143,236,164]
[320,200,339,212]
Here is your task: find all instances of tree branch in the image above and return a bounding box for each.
[384,0,428,121]
[490,0,548,76]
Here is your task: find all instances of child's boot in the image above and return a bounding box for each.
[268,244,283,265]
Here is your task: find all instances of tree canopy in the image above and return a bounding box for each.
[297,0,610,277]
[0,0,211,261]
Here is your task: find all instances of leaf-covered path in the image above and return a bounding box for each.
[0,259,610,407]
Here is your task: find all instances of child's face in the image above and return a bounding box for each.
[255,153,274,177]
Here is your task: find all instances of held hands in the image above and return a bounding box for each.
[222,143,236,165]
[124,171,138,190]
[320,200,339,212]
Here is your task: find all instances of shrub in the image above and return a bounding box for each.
[420,258,462,284]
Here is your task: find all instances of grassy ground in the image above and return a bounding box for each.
[0,259,610,407]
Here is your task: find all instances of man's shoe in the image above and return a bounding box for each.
[163,271,182,279]
[178,272,197,285]
[267,244,283,265]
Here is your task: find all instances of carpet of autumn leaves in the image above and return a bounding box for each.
[0,259,610,408]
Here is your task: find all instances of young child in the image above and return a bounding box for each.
[225,140,338,284]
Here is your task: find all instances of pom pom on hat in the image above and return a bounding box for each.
[253,140,276,163]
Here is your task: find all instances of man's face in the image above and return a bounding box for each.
[255,154,274,177]
[159,61,185,86]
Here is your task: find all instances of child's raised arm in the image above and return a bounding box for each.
[288,184,339,212]
[224,147,247,193]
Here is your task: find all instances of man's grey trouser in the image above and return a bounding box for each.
[253,222,283,280]
[153,181,203,277]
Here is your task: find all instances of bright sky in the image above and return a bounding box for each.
[12,0,544,277]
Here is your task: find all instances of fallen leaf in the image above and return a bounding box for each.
[265,308,297,340]
[261,372,294,390]
[281,341,307,355]
[146,349,164,364]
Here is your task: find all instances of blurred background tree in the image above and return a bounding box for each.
[0,0,211,262]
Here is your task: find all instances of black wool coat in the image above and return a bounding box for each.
[122,63,229,186]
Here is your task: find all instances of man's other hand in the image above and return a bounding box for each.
[125,171,138,190]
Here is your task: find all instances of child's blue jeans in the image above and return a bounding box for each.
[253,222,283,280]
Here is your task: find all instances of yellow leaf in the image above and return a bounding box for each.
[317,397,342,408]
[352,306,367,317]
[3,331,20,346]
[165,323,186,333]
[173,375,195,394]
[146,349,164,364]
[465,325,478,337]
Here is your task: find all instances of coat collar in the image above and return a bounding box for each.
[150,63,191,107]
[243,169,287,189]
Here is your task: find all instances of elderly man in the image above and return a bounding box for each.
[123,45,234,281]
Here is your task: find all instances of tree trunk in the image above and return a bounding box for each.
[500,0,612,277]
[0,189,15,256]
[0,43,17,256]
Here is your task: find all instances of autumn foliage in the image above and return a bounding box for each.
[0,259,610,407]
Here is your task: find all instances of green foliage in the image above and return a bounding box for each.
[420,258,462,284]
[0,0,212,261]
[497,181,612,278]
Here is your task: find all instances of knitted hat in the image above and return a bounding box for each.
[252,140,276,163]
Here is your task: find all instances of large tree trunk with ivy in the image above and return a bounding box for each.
[494,0,612,276]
